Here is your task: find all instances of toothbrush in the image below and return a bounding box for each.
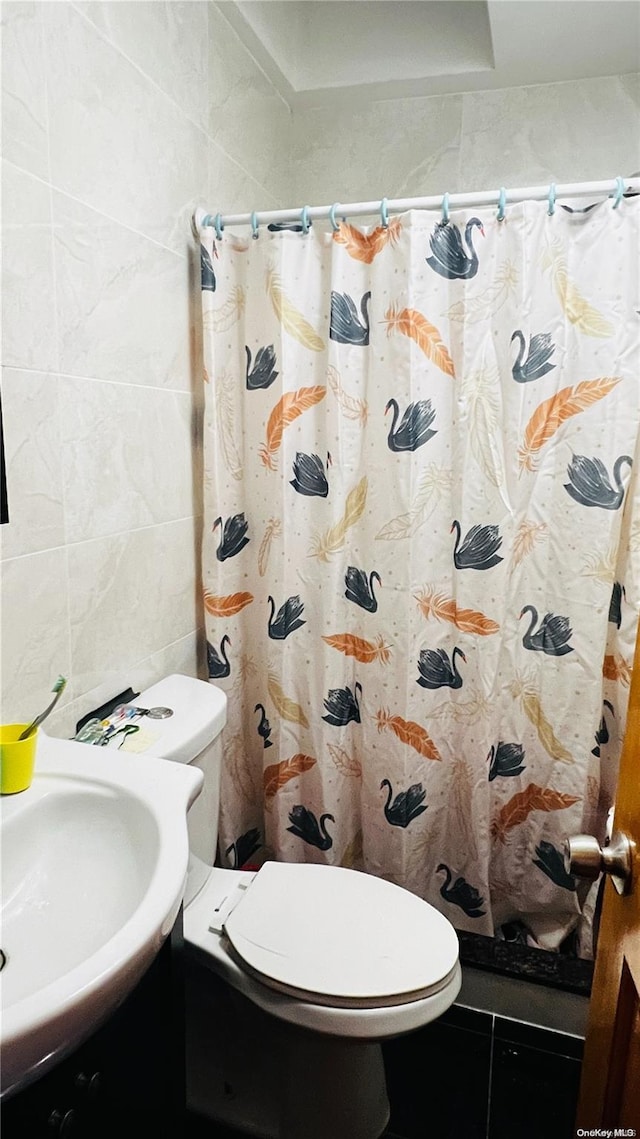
[19,676,67,740]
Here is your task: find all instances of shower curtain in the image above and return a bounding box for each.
[200,199,640,950]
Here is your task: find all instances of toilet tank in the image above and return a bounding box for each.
[133,674,227,866]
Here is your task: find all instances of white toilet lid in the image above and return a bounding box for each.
[223,862,459,1009]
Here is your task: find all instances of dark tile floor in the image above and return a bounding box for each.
[185,1004,582,1139]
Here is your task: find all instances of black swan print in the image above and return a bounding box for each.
[226,827,261,869]
[487,742,526,781]
[330,290,371,345]
[213,513,250,561]
[609,582,625,629]
[533,841,577,891]
[519,606,573,656]
[426,218,484,280]
[385,398,437,452]
[267,595,306,640]
[451,520,503,570]
[436,864,486,917]
[345,566,381,613]
[511,331,556,382]
[417,647,466,690]
[245,344,278,390]
[564,454,632,510]
[287,805,334,850]
[254,702,273,749]
[200,243,217,291]
[290,452,330,497]
[381,779,427,828]
[207,635,231,679]
[322,682,362,726]
[592,699,614,757]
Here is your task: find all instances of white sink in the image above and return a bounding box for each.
[0,733,202,1099]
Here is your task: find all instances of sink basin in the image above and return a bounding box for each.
[0,733,202,1099]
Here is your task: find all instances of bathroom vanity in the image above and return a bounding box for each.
[2,922,186,1138]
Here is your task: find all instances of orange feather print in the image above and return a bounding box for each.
[333,218,402,263]
[263,754,316,804]
[203,590,253,617]
[322,633,391,663]
[491,783,580,844]
[518,377,620,471]
[375,709,442,761]
[414,587,499,635]
[259,386,326,470]
[384,305,455,377]
[603,654,632,686]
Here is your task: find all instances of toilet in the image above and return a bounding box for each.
[132,673,461,1139]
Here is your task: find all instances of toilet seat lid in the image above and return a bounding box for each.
[223,862,459,1008]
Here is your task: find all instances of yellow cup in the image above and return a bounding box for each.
[0,725,38,794]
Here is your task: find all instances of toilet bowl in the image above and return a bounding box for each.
[134,674,461,1139]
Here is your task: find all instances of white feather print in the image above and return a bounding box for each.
[429,688,492,721]
[326,365,368,424]
[203,286,246,333]
[462,367,508,495]
[376,465,452,541]
[448,759,479,864]
[445,260,518,324]
[581,546,617,586]
[226,732,257,802]
[215,368,243,481]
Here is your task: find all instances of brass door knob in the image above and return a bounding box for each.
[563,831,633,895]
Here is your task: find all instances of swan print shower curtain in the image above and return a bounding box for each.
[200,199,640,949]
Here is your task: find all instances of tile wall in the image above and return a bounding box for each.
[0,1,291,736]
[290,73,640,204]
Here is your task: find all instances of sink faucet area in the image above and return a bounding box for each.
[0,733,202,1100]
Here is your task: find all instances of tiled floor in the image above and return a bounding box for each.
[185,1001,582,1139]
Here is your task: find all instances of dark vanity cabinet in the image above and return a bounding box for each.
[2,917,186,1138]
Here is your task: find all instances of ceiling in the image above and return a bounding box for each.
[218,0,640,107]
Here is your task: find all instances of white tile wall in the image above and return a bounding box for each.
[52,191,193,391]
[207,3,292,202]
[58,376,195,543]
[291,73,640,206]
[290,93,464,204]
[458,74,640,191]
[0,0,289,732]
[0,370,65,560]
[2,161,58,373]
[42,3,209,256]
[66,518,199,693]
[0,0,49,179]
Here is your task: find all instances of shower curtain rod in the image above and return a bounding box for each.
[194,176,640,234]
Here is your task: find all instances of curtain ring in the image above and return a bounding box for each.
[441,192,450,225]
[547,183,556,216]
[213,213,225,240]
[380,197,389,228]
[300,205,311,234]
[612,175,625,209]
[497,187,507,222]
[329,203,341,232]
[251,211,259,240]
